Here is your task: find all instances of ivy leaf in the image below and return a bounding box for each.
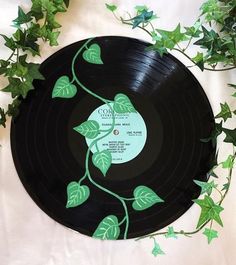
[215,102,232,122]
[31,0,44,21]
[41,0,57,14]
[222,182,230,191]
[66,182,90,208]
[0,108,6,128]
[47,31,60,46]
[185,20,202,37]
[2,77,33,98]
[193,195,224,228]
[193,180,217,196]
[135,5,148,13]
[92,150,112,176]
[203,228,218,244]
[132,10,153,29]
[156,24,187,50]
[105,3,117,12]
[82,44,103,64]
[93,215,120,240]
[222,128,236,146]
[13,6,32,25]
[192,52,204,71]
[201,121,223,147]
[222,155,234,169]
[27,63,45,80]
[194,26,220,51]
[132,186,164,211]
[228,83,236,89]
[0,34,16,51]
[52,76,77,98]
[228,83,236,97]
[6,98,21,118]
[165,226,177,239]
[152,239,165,257]
[113,93,137,113]
[63,0,70,8]
[73,120,100,139]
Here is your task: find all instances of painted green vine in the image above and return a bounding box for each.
[51,38,164,239]
[0,0,235,258]
[106,0,236,256]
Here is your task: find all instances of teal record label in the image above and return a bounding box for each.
[86,103,147,164]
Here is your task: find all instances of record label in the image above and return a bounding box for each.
[85,103,147,164]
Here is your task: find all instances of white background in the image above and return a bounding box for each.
[0,0,236,264]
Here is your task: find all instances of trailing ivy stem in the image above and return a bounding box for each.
[136,150,236,241]
[6,50,16,62]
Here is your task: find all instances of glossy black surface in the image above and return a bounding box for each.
[11,36,215,239]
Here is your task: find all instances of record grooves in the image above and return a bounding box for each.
[11,36,215,239]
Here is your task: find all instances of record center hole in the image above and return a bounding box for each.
[113,129,119,135]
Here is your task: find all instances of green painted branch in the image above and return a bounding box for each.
[71,38,133,239]
[71,38,111,104]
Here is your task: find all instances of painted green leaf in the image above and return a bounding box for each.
[222,155,234,169]
[193,180,217,196]
[66,182,90,208]
[152,239,165,257]
[105,3,117,12]
[113,93,137,113]
[93,215,120,240]
[203,228,218,244]
[92,150,112,176]
[215,102,232,122]
[82,44,103,64]
[193,195,224,229]
[165,226,177,239]
[73,120,100,139]
[52,76,77,98]
[132,186,164,211]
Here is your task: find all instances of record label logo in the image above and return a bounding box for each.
[86,103,147,164]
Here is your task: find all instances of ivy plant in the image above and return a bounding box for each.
[0,0,70,127]
[106,0,236,257]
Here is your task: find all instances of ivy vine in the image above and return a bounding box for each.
[0,0,235,258]
[0,0,70,127]
[106,0,236,256]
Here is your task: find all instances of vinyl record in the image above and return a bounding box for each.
[11,36,215,239]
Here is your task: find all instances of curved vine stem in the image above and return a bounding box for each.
[71,38,111,104]
[71,39,131,239]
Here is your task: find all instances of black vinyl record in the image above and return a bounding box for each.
[11,36,215,239]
